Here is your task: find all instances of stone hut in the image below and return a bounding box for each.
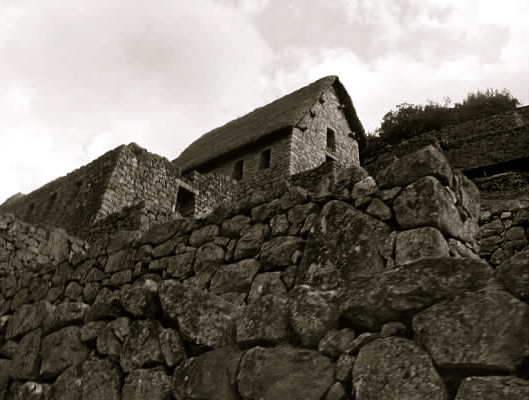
[173,75,365,197]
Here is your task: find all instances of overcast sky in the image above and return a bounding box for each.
[1,0,528,204]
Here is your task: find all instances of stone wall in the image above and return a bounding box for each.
[366,105,529,175]
[0,143,183,240]
[0,146,527,399]
[0,145,122,239]
[478,196,529,265]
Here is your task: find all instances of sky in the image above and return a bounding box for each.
[1,0,528,205]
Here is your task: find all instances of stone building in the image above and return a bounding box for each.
[0,143,188,238]
[0,76,366,235]
[173,75,365,197]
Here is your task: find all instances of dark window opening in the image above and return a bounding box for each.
[327,128,336,152]
[233,160,244,181]
[27,203,35,216]
[259,149,271,170]
[176,187,196,218]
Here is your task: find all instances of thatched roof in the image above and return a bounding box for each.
[173,75,365,172]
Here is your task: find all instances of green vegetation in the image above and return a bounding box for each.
[365,89,520,159]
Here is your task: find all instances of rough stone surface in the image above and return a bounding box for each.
[395,226,449,265]
[394,176,474,242]
[260,236,305,271]
[82,359,122,400]
[172,347,242,400]
[158,280,237,348]
[298,200,391,289]
[6,302,49,340]
[413,288,529,373]
[237,294,290,346]
[237,346,334,400]
[234,224,269,261]
[247,271,286,303]
[455,376,529,400]
[210,259,260,295]
[494,247,529,301]
[353,337,447,400]
[120,319,164,372]
[122,367,172,400]
[288,285,339,348]
[11,329,42,380]
[318,328,356,358]
[376,145,454,189]
[339,257,492,330]
[40,326,89,379]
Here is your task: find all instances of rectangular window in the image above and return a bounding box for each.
[259,149,271,170]
[233,160,244,181]
[327,128,336,152]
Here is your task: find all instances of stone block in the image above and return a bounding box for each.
[375,145,453,189]
[297,200,391,289]
[158,280,237,349]
[395,227,449,265]
[394,176,473,242]
[455,376,529,400]
[353,337,447,400]
[339,257,492,330]
[236,294,290,346]
[237,346,333,400]
[413,288,528,373]
[173,348,242,400]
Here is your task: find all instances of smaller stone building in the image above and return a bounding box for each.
[173,75,365,198]
[0,143,188,238]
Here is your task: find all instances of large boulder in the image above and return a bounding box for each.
[353,337,447,400]
[393,176,476,243]
[158,280,237,349]
[376,145,454,188]
[172,347,242,400]
[413,288,529,373]
[82,359,122,400]
[237,294,290,346]
[297,200,391,289]
[40,326,89,379]
[494,247,529,301]
[120,320,165,372]
[122,367,172,400]
[287,285,339,348]
[260,236,305,271]
[395,227,449,265]
[210,259,260,295]
[237,346,334,400]
[339,257,492,330]
[11,329,42,380]
[234,224,269,261]
[455,376,529,400]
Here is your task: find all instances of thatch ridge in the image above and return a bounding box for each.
[173,75,364,172]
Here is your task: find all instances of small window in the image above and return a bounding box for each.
[327,128,336,152]
[233,160,244,181]
[176,187,196,217]
[259,149,271,170]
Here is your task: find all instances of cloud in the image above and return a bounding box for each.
[0,0,272,203]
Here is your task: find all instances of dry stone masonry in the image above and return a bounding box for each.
[0,145,527,399]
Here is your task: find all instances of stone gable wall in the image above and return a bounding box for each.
[290,88,360,174]
[96,144,181,223]
[0,143,183,240]
[1,145,526,399]
[0,145,122,239]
